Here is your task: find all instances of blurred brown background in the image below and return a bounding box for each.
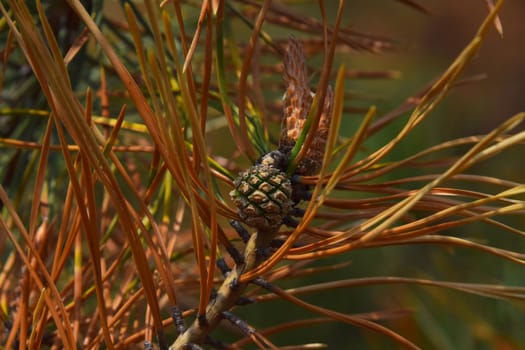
[347,0,525,136]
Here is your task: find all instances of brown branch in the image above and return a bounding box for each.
[170,227,278,349]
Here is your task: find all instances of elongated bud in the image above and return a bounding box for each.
[280,37,333,176]
[280,37,314,151]
[296,85,333,176]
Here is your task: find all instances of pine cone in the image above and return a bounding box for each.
[230,164,293,230]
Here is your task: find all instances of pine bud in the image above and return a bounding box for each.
[280,37,314,151]
[280,37,333,176]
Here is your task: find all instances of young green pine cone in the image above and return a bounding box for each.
[230,164,293,230]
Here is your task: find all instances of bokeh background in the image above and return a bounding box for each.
[347,1,525,126]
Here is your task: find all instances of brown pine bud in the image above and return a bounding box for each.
[280,37,314,150]
[296,85,333,176]
[280,38,333,176]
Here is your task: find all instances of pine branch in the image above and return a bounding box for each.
[170,227,278,349]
